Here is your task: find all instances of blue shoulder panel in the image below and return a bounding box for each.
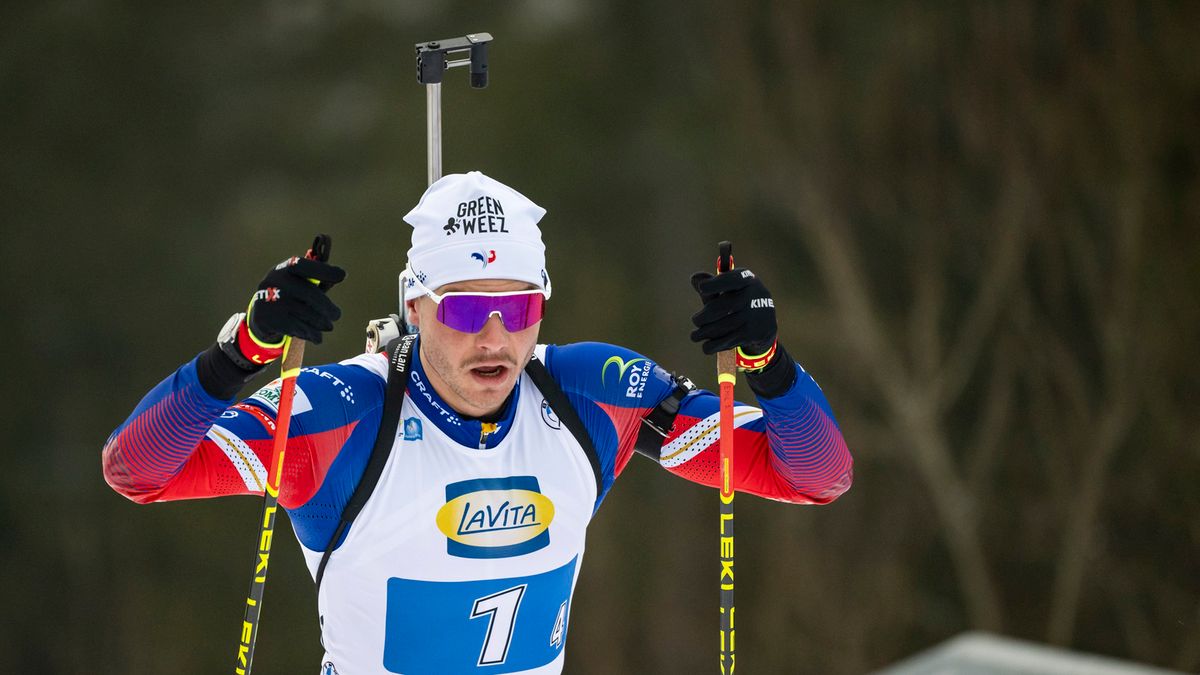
[283,360,386,552]
[542,342,678,510]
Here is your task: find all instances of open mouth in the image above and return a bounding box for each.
[470,365,508,379]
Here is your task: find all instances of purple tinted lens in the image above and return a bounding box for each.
[436,294,545,333]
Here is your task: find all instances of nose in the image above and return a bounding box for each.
[474,313,509,349]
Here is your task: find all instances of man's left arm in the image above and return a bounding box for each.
[667,264,852,503]
[544,340,851,506]
[653,357,853,504]
[544,265,850,506]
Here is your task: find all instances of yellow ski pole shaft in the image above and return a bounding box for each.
[234,336,303,675]
[716,241,736,674]
[234,234,331,674]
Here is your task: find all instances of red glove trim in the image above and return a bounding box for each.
[237,317,285,366]
[736,340,777,372]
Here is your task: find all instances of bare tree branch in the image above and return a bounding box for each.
[789,191,1003,630]
[965,334,1017,494]
[1046,175,1147,644]
[931,172,1032,415]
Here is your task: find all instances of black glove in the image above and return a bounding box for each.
[198,250,345,400]
[689,268,777,355]
[689,267,796,398]
[247,255,346,345]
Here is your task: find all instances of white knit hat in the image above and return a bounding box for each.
[401,171,551,300]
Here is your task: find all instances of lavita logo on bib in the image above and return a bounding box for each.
[435,476,555,559]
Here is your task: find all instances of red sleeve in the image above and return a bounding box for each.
[655,369,852,505]
[103,356,383,510]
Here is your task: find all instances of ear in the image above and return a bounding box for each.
[405,297,421,328]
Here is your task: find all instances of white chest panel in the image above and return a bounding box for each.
[301,367,597,675]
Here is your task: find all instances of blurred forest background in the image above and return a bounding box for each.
[2,1,1198,673]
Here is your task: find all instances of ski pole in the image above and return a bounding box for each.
[716,241,736,674]
[415,32,492,185]
[234,234,332,675]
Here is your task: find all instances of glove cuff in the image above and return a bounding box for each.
[216,312,282,371]
[736,340,778,371]
[238,318,285,365]
[744,343,797,399]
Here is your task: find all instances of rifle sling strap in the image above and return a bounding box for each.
[315,335,416,593]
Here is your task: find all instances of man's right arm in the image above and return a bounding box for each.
[103,246,354,509]
[102,347,386,510]
[103,347,270,503]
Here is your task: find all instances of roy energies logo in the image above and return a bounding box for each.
[601,355,653,399]
[435,476,554,559]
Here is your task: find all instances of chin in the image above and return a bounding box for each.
[479,377,518,403]
[460,370,518,410]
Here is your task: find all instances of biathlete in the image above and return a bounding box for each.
[103,171,853,674]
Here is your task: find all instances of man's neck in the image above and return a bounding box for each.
[404,345,522,451]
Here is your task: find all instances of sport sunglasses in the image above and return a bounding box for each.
[405,269,550,334]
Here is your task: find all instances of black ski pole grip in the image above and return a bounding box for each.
[717,241,734,274]
[308,233,332,263]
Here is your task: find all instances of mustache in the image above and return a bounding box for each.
[463,354,519,369]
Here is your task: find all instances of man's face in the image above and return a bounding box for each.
[407,279,542,418]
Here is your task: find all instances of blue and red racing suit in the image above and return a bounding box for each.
[103,339,852,674]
